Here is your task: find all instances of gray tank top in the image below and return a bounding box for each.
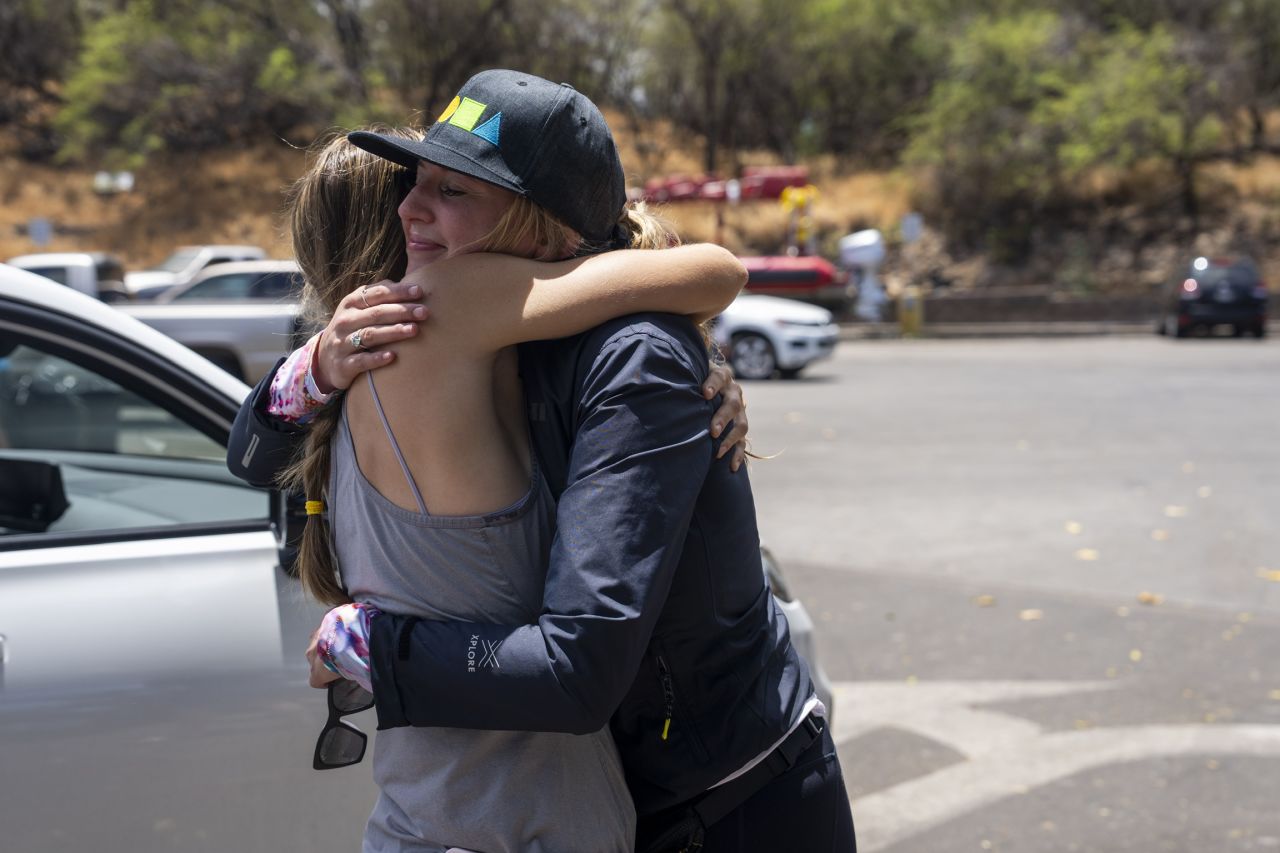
[329,375,635,853]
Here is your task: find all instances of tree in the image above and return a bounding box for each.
[365,0,516,120]
[320,0,370,103]
[655,0,748,173]
[638,0,822,171]
[905,11,1078,256]
[54,0,339,168]
[0,0,82,157]
[801,0,955,163]
[1218,0,1280,152]
[1046,25,1224,223]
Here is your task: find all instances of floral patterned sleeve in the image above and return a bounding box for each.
[316,603,380,693]
[267,333,334,423]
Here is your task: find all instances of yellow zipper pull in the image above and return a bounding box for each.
[657,655,676,742]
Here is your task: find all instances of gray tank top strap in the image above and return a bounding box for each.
[364,372,429,515]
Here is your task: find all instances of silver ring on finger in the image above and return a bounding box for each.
[360,285,371,309]
[349,328,369,352]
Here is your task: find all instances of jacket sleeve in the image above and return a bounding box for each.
[225,357,307,488]
[368,326,713,735]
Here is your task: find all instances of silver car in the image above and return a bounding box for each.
[0,264,831,851]
[0,263,375,851]
[155,260,302,304]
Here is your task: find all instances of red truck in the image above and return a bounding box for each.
[740,255,851,307]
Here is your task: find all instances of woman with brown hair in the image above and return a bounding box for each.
[276,114,744,849]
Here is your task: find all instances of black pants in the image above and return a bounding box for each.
[636,725,857,852]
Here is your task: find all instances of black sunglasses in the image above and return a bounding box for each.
[312,680,375,770]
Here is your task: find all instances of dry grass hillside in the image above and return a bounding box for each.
[4,111,1280,294]
[0,113,912,272]
[0,141,308,266]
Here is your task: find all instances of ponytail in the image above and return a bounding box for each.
[279,405,350,607]
[280,126,415,606]
[615,201,680,251]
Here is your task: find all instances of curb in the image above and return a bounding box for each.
[838,319,1277,341]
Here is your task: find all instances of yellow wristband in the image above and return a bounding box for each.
[305,500,325,516]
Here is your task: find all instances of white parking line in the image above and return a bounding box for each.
[831,681,1280,851]
[833,680,1116,759]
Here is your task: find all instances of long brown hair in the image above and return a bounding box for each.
[278,127,416,606]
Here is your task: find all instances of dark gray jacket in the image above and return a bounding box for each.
[227,313,813,815]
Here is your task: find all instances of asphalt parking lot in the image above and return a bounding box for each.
[743,335,1280,852]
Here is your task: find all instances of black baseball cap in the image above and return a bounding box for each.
[348,69,626,244]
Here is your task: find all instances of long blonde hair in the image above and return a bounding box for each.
[278,127,416,606]
[470,195,681,258]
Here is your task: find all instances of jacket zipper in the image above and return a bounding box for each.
[657,654,675,741]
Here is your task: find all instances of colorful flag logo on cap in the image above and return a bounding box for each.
[437,96,502,147]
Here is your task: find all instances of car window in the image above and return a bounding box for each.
[156,248,201,273]
[20,266,70,287]
[0,344,267,538]
[1198,268,1258,288]
[173,273,256,301]
[249,272,300,301]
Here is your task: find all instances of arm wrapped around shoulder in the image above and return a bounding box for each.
[368,318,717,734]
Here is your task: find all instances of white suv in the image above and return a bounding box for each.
[711,293,840,379]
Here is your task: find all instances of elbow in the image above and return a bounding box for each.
[695,255,745,322]
[563,696,617,735]
[731,254,749,294]
[225,446,254,485]
[226,435,274,488]
[232,469,276,490]
[556,668,627,735]
[711,247,748,308]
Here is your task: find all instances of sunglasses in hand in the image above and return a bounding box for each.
[313,679,375,770]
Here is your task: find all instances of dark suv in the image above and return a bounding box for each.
[1157,257,1269,338]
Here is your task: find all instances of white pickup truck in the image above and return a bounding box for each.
[7,252,132,303]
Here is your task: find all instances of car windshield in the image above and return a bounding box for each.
[154,248,202,273]
[1197,267,1257,288]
